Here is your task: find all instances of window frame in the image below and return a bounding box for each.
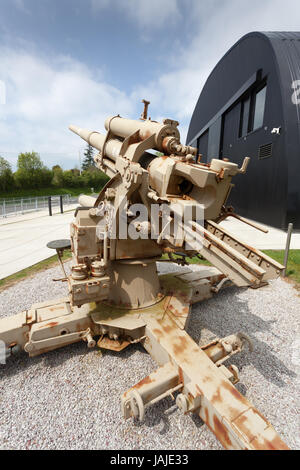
[250,83,267,132]
[239,79,267,138]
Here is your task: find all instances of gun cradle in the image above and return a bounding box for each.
[0,107,288,450]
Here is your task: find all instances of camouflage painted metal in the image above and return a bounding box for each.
[0,102,288,450]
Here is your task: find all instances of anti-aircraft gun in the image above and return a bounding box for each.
[0,102,288,450]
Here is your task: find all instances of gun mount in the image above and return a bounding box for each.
[0,103,288,450]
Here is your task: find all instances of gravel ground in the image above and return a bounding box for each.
[0,261,299,450]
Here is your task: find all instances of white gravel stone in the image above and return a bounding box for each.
[0,261,299,450]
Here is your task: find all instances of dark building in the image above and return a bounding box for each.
[186,32,300,229]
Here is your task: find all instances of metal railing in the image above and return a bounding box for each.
[0,194,77,218]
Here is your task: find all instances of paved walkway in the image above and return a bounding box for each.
[0,208,299,280]
[0,205,77,280]
[219,217,300,250]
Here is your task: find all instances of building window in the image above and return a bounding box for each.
[239,97,251,137]
[239,82,267,137]
[252,85,267,131]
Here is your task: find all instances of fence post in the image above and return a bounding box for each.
[60,195,63,214]
[48,196,52,217]
[3,200,6,218]
[283,223,293,277]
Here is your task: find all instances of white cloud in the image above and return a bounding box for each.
[0,49,134,168]
[1,0,300,168]
[131,0,300,140]
[91,0,181,29]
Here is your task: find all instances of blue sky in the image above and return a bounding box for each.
[0,0,299,170]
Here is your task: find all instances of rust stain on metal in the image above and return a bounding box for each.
[211,387,222,404]
[213,415,233,448]
[178,366,184,385]
[168,306,189,318]
[39,321,58,329]
[251,435,290,450]
[152,328,163,340]
[222,380,248,405]
[204,407,210,426]
[49,306,65,312]
[162,324,174,334]
[172,336,189,356]
[234,413,256,442]
[97,336,129,352]
[202,375,213,383]
[134,375,153,389]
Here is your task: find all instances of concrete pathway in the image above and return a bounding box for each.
[0,205,77,280]
[0,207,299,280]
[219,217,300,250]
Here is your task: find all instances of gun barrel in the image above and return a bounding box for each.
[105,116,171,139]
[69,125,106,152]
[104,116,180,152]
[69,125,123,163]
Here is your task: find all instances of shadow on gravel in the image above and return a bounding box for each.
[188,286,296,388]
[0,339,143,380]
[133,398,178,435]
[133,395,206,436]
[1,285,295,390]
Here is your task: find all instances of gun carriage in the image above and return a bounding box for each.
[0,102,288,450]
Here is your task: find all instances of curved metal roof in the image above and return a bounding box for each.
[187,31,300,144]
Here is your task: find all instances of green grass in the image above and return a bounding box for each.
[0,187,97,199]
[0,251,72,292]
[263,249,300,285]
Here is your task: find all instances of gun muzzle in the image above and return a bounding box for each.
[69,125,124,162]
[69,125,106,153]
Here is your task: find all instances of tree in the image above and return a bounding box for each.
[0,156,14,192]
[62,170,82,188]
[52,165,64,187]
[52,165,62,172]
[14,151,52,189]
[82,168,109,190]
[17,151,43,173]
[82,144,95,171]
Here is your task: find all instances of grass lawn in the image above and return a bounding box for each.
[0,249,299,293]
[264,249,300,286]
[0,251,72,292]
